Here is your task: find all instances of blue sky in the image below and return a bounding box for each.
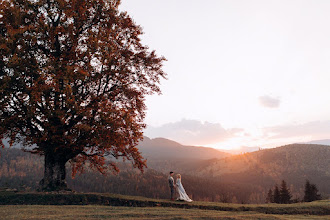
[120,0,330,149]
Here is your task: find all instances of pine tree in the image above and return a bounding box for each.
[304,180,321,202]
[273,185,281,203]
[280,180,291,204]
[266,188,273,203]
[304,180,312,202]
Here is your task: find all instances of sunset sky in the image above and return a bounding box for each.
[120,0,330,150]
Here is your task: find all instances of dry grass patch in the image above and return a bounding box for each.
[0,205,329,220]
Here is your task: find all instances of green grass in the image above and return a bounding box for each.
[0,205,329,220]
[0,192,329,219]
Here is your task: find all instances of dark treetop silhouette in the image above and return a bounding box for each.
[0,0,166,191]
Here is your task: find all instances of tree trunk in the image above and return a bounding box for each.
[39,151,69,191]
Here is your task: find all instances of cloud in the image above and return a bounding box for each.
[263,120,330,139]
[259,95,280,108]
[144,119,243,146]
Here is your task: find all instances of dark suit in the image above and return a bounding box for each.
[168,175,175,199]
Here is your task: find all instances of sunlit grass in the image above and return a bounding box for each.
[0,205,329,220]
[0,192,329,219]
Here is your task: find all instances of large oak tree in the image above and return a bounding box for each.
[0,0,166,191]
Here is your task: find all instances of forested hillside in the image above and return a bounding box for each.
[0,143,329,204]
[194,144,329,184]
[0,148,244,202]
[190,144,330,201]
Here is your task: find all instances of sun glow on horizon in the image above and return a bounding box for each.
[205,134,323,151]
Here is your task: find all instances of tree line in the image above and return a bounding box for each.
[266,180,322,204]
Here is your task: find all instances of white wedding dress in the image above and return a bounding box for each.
[176,178,193,202]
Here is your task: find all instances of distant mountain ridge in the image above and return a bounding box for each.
[138,137,230,160]
[301,139,330,146]
[219,146,261,155]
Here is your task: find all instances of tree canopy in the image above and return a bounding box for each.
[0,0,166,190]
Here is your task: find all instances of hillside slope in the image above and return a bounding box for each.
[194,144,330,195]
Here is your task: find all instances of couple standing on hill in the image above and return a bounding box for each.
[168,171,193,202]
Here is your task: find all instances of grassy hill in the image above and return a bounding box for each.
[0,192,329,219]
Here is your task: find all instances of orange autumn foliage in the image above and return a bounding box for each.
[0,0,166,190]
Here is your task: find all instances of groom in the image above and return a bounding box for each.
[168,171,175,201]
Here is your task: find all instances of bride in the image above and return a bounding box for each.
[176,174,193,202]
